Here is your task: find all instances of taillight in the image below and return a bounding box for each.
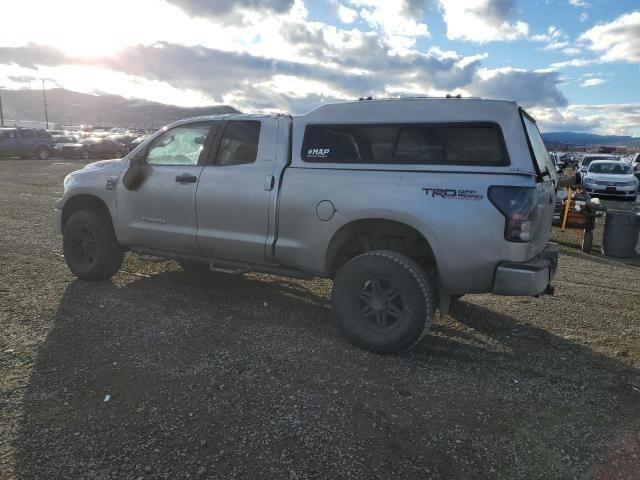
[488,186,538,243]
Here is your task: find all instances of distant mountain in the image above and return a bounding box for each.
[542,131,640,146]
[0,88,238,129]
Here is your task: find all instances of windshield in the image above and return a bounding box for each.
[522,113,557,180]
[583,156,615,167]
[589,163,632,174]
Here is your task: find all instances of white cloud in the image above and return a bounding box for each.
[438,0,529,43]
[543,41,569,51]
[568,0,589,7]
[529,106,601,133]
[531,104,640,137]
[336,3,358,24]
[531,26,563,43]
[579,11,640,63]
[562,47,582,56]
[580,78,606,87]
[579,12,589,22]
[569,104,640,136]
[469,67,567,108]
[0,0,578,118]
[549,58,596,68]
[341,0,430,50]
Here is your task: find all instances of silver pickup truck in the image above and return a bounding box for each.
[55,98,559,353]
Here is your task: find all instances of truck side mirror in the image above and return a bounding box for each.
[122,154,147,191]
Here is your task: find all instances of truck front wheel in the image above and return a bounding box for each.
[63,210,124,280]
[332,250,435,354]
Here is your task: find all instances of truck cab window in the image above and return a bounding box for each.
[216,121,261,166]
[146,125,211,166]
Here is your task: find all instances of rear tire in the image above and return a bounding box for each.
[332,250,435,354]
[63,210,124,280]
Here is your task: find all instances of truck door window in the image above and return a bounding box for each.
[146,125,211,166]
[216,121,261,166]
[20,130,36,139]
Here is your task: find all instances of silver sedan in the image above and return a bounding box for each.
[582,160,639,201]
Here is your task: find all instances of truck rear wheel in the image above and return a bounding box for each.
[63,210,124,280]
[332,250,435,354]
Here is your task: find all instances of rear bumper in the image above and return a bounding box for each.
[492,244,559,296]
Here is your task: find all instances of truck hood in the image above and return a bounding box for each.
[82,158,126,171]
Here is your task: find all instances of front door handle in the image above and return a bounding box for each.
[176,173,197,184]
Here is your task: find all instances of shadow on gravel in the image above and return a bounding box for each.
[12,273,640,479]
[553,241,640,268]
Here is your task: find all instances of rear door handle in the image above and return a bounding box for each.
[176,173,197,184]
[264,175,275,191]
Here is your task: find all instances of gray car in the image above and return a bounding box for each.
[0,127,55,159]
[54,98,559,353]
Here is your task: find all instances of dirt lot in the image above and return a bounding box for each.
[1,159,639,479]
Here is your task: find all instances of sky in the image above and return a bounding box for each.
[0,0,638,135]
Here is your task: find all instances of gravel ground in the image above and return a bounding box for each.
[1,159,639,479]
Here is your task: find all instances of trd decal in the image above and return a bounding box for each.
[422,188,484,200]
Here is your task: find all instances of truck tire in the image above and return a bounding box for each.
[63,209,124,280]
[332,250,435,354]
[34,146,49,160]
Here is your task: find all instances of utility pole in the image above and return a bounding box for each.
[0,87,4,127]
[42,80,49,129]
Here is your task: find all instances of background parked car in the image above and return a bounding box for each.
[576,154,619,184]
[62,137,126,159]
[630,153,640,180]
[126,134,149,153]
[0,127,55,160]
[106,134,139,153]
[51,135,79,157]
[582,160,639,201]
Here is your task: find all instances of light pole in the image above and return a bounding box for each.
[42,80,49,129]
[0,86,5,127]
